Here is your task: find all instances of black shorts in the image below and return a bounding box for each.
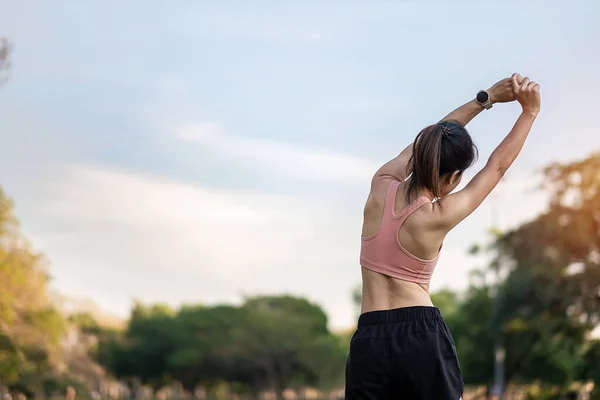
[345,306,463,400]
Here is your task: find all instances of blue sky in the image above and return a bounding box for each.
[1,1,599,329]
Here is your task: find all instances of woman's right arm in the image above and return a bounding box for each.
[435,76,541,229]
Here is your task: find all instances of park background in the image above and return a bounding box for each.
[1,1,599,399]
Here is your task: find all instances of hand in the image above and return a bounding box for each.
[512,74,541,116]
[488,74,523,104]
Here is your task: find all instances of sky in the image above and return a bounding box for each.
[1,1,599,330]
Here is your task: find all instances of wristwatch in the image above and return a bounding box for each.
[476,90,493,110]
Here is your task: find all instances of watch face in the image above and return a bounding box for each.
[477,91,489,103]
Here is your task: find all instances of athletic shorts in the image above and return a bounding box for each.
[345,306,464,400]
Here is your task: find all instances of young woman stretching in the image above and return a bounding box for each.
[345,73,541,399]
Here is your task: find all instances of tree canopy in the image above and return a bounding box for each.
[445,152,600,396]
[0,188,65,393]
[95,296,346,400]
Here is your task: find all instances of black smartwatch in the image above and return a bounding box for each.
[476,90,493,110]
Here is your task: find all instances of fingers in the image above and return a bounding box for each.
[511,73,523,84]
[511,72,541,97]
[505,77,514,89]
[511,73,521,92]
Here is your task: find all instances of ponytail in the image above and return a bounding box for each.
[406,120,475,203]
[406,125,444,202]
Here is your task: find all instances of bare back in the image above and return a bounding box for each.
[360,177,447,314]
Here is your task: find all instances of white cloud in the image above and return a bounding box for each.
[178,122,223,142]
[34,165,364,329]
[177,122,379,185]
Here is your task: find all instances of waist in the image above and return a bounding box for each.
[358,306,442,327]
[360,266,433,314]
[360,257,434,285]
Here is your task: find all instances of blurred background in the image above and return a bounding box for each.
[0,1,599,399]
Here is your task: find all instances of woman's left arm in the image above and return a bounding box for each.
[375,75,521,181]
[374,99,485,182]
[442,76,519,125]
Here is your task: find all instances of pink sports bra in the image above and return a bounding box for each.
[360,179,441,285]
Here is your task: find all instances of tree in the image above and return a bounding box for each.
[95,296,347,399]
[96,303,177,392]
[95,330,137,386]
[167,304,244,393]
[579,340,600,398]
[229,296,345,400]
[441,153,600,393]
[430,289,460,317]
[488,153,600,389]
[0,187,65,389]
[443,284,495,387]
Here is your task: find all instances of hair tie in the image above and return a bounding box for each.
[440,125,451,137]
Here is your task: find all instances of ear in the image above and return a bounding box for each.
[448,170,462,185]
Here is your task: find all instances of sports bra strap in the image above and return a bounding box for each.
[385,180,402,216]
[385,180,432,219]
[397,196,431,219]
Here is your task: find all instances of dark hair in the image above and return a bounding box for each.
[406,119,478,202]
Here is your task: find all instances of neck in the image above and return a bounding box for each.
[417,191,434,201]
[404,176,435,202]
[414,187,434,201]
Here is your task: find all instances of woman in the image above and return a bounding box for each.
[345,73,541,399]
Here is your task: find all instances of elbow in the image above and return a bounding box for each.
[487,156,510,177]
[496,164,509,177]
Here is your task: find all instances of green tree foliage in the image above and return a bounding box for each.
[230,296,345,399]
[98,303,177,390]
[580,340,600,392]
[430,288,460,317]
[492,153,600,387]
[97,296,345,399]
[167,304,243,391]
[68,312,103,336]
[442,153,600,394]
[0,187,65,389]
[443,284,496,386]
